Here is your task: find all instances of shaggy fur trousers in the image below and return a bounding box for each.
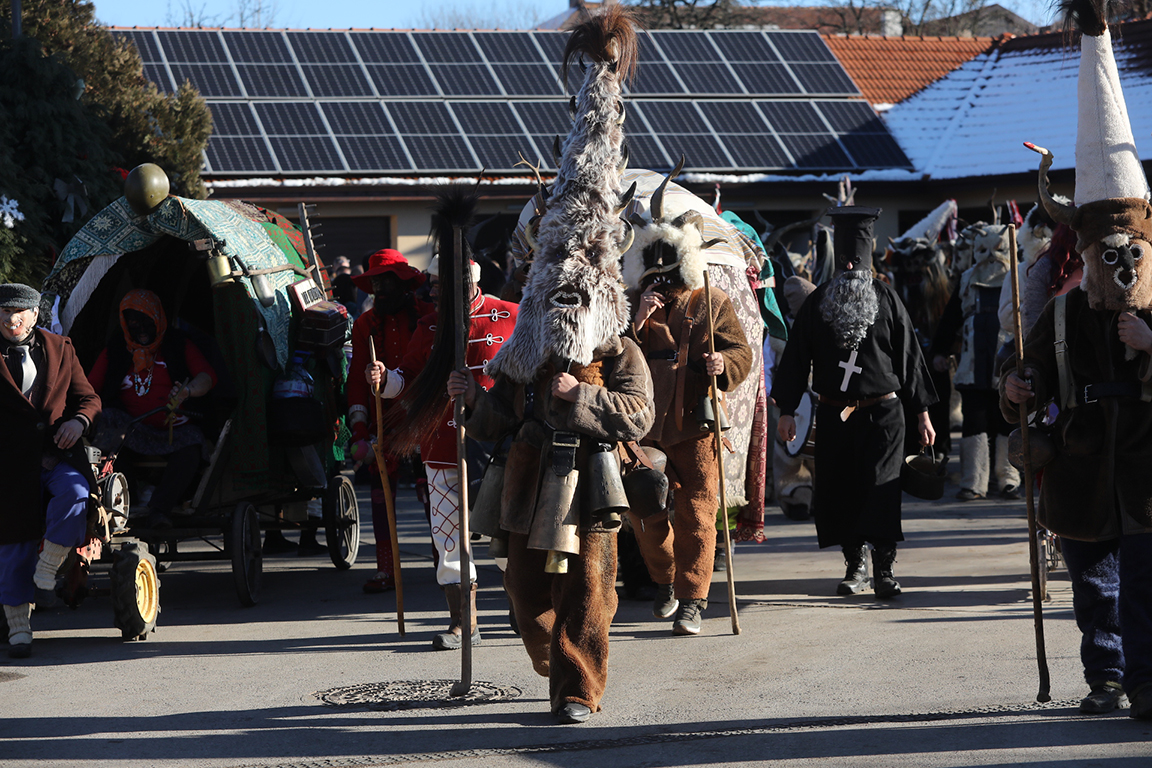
[504,530,618,714]
[629,434,718,600]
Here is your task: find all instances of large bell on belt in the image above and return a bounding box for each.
[623,464,669,520]
[470,450,506,539]
[698,391,731,431]
[585,445,628,530]
[527,468,581,558]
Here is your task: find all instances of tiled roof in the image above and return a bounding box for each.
[823,34,995,106]
[884,20,1152,180]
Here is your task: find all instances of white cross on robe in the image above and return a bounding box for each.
[838,350,862,392]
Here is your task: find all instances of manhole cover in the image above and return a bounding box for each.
[315,680,522,710]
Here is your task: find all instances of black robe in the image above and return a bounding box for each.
[771,278,936,548]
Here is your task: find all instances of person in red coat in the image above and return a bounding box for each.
[346,249,432,593]
[0,284,101,658]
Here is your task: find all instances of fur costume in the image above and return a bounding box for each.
[997,202,1061,336]
[466,6,655,717]
[1009,0,1152,698]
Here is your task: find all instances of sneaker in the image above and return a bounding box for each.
[672,599,706,635]
[956,488,984,501]
[1081,681,1126,714]
[653,583,678,619]
[1128,684,1152,720]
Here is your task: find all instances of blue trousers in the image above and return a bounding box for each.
[0,462,90,606]
[1060,533,1152,695]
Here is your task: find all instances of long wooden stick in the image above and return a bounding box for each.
[1008,223,1050,702]
[450,225,474,698]
[369,337,405,636]
[702,270,741,635]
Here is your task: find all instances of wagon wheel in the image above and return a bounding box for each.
[323,475,360,570]
[101,472,130,533]
[231,503,262,606]
[110,539,159,640]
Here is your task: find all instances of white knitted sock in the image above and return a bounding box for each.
[33,540,72,591]
[4,603,32,646]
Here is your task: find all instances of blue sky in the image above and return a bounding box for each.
[92,0,576,29]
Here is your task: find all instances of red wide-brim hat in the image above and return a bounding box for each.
[351,248,426,292]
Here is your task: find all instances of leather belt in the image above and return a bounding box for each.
[647,349,678,361]
[1078,382,1143,405]
[818,392,896,422]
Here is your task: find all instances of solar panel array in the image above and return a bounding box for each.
[119,28,910,176]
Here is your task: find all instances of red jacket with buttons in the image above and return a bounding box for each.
[394,293,518,467]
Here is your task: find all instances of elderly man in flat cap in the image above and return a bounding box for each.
[0,284,100,658]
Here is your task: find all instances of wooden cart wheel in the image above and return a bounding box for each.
[231,503,262,606]
[111,539,159,640]
[324,475,360,570]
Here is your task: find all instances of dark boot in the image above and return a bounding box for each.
[872,544,902,598]
[432,583,481,650]
[837,544,870,595]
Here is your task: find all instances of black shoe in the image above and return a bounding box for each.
[33,587,59,610]
[1001,485,1023,500]
[653,583,678,619]
[1080,681,1126,714]
[262,530,296,555]
[713,547,728,573]
[432,626,481,651]
[672,599,706,635]
[871,546,902,599]
[555,702,592,724]
[837,544,870,595]
[1129,685,1152,720]
[8,643,31,659]
[297,531,325,557]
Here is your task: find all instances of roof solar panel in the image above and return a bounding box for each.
[697,101,769,134]
[681,63,742,94]
[512,101,569,135]
[302,64,373,97]
[226,31,293,63]
[143,64,172,92]
[638,102,709,134]
[759,101,827,133]
[404,135,477,170]
[366,64,438,97]
[168,63,241,97]
[288,32,356,63]
[839,134,912,168]
[815,101,883,133]
[388,102,457,134]
[429,64,502,96]
[270,136,344,171]
[338,135,411,170]
[768,32,837,63]
[470,135,535,170]
[122,30,162,63]
[450,102,522,134]
[352,32,420,63]
[238,64,308,98]
[474,32,544,63]
[722,135,791,169]
[625,134,672,170]
[651,31,718,62]
[659,134,733,168]
[730,63,800,95]
[255,102,327,135]
[778,134,851,168]
[493,64,562,96]
[791,63,859,95]
[209,102,261,135]
[531,32,566,63]
[158,31,226,63]
[206,136,277,173]
[629,63,686,95]
[322,102,392,136]
[709,31,781,62]
[413,32,481,63]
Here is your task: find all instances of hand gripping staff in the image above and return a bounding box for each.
[368,337,405,636]
[450,224,475,698]
[1008,222,1051,702]
[702,270,741,635]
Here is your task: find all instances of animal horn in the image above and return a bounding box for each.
[524,215,542,253]
[616,101,626,126]
[629,212,647,229]
[619,142,629,173]
[552,135,562,168]
[702,237,726,250]
[671,209,704,231]
[619,218,634,253]
[514,151,549,216]
[761,212,824,257]
[1024,142,1075,226]
[651,155,686,224]
[569,96,577,118]
[617,181,637,215]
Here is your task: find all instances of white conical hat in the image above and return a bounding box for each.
[1075,28,1150,204]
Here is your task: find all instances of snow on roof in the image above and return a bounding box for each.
[884,21,1152,181]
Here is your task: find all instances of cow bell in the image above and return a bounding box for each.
[623,465,669,521]
[527,467,581,557]
[584,445,627,530]
[698,392,731,431]
[470,451,506,539]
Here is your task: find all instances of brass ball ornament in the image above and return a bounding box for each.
[123,163,170,216]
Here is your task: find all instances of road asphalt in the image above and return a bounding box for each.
[2,464,1150,767]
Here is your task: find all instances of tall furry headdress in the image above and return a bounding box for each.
[487,5,639,382]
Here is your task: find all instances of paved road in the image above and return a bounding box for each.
[2,471,1150,767]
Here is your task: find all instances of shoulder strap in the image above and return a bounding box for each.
[1054,292,1075,410]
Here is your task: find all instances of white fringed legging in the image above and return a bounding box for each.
[426,465,477,586]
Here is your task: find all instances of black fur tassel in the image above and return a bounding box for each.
[561,4,639,87]
[1060,0,1111,36]
[387,185,478,457]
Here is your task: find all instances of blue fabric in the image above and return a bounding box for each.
[0,462,89,606]
[1061,533,1152,694]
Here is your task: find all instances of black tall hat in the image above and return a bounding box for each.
[827,206,882,271]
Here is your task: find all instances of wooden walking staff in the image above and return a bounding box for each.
[702,270,741,635]
[449,224,474,698]
[368,337,405,636]
[1008,223,1051,702]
